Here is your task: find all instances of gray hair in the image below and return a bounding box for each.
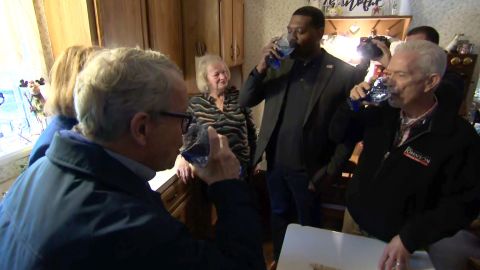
[393,40,447,77]
[195,54,230,94]
[74,47,181,142]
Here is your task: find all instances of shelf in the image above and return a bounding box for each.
[325,15,412,39]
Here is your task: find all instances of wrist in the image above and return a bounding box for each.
[256,63,267,74]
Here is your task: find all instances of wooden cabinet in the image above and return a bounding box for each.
[44,0,183,69]
[146,0,184,71]
[160,176,190,213]
[44,0,244,93]
[231,0,245,66]
[159,176,191,223]
[158,177,215,237]
[43,0,98,58]
[447,53,478,115]
[182,0,245,93]
[93,0,148,49]
[220,0,244,67]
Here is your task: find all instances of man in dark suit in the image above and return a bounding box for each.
[239,6,355,265]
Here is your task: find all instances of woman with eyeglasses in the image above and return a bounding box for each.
[175,54,257,183]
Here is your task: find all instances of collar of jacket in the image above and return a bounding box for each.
[383,99,458,145]
[46,131,155,200]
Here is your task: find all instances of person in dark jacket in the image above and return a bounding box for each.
[28,46,99,166]
[0,48,265,270]
[239,6,355,265]
[343,40,480,270]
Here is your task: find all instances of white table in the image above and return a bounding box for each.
[278,224,434,270]
[148,168,176,192]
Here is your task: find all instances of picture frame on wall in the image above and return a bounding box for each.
[307,0,410,16]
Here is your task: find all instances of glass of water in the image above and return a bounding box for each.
[349,77,391,112]
[267,33,297,70]
[180,121,210,168]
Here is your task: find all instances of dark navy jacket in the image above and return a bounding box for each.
[345,101,480,253]
[28,115,77,166]
[0,131,265,269]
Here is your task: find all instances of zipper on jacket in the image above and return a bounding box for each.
[373,151,390,179]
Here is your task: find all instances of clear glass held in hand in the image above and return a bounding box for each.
[180,121,210,167]
[267,33,297,70]
[349,77,391,112]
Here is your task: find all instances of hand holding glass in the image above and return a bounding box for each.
[180,122,210,167]
[349,77,391,112]
[267,33,297,70]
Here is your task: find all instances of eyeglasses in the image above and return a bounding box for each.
[157,111,193,134]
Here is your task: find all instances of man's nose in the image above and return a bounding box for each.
[288,31,298,41]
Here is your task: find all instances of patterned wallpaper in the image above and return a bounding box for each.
[410,0,480,52]
[243,0,480,126]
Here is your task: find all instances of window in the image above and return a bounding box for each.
[0,0,49,158]
[0,85,47,156]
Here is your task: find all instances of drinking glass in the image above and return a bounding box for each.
[349,77,391,112]
[267,33,297,70]
[180,121,210,167]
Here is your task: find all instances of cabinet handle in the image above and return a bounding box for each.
[195,41,207,56]
[463,57,473,65]
[236,44,240,58]
[231,44,234,60]
[450,57,461,65]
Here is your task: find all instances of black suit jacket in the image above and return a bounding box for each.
[239,49,356,183]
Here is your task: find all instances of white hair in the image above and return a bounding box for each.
[393,40,447,77]
[195,54,230,94]
[74,47,181,142]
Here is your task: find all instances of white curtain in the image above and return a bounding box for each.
[0,0,48,89]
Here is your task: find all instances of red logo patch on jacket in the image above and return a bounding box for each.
[403,146,431,166]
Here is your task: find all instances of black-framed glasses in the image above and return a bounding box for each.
[157,111,193,134]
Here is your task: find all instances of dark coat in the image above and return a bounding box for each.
[345,101,480,253]
[28,115,77,166]
[239,50,356,181]
[0,131,265,270]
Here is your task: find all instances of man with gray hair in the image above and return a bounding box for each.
[342,40,480,270]
[0,48,265,269]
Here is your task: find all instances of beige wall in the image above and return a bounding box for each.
[244,0,480,126]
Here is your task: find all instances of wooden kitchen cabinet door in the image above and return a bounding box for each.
[220,0,244,66]
[93,0,148,49]
[231,0,244,66]
[181,0,221,93]
[219,0,234,66]
[181,0,244,93]
[44,0,98,58]
[146,0,184,69]
[45,0,184,70]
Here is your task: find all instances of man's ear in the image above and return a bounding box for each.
[129,112,150,146]
[424,73,442,93]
